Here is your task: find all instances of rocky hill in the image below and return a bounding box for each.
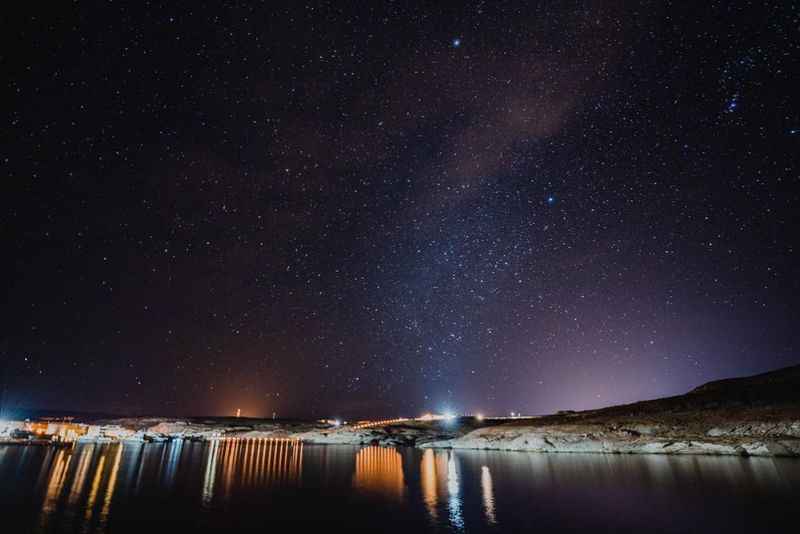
[421,365,800,456]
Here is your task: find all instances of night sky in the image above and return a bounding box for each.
[3,1,799,419]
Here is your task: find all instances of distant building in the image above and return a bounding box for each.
[24,419,89,442]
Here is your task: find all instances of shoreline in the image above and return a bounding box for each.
[4,365,799,457]
[3,417,799,457]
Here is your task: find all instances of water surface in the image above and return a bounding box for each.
[1,440,798,532]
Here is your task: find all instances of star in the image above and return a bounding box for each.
[4,0,797,422]
[726,94,739,113]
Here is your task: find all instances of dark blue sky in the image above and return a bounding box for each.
[3,1,799,419]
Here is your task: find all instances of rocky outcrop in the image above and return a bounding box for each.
[416,365,800,457]
[417,423,800,457]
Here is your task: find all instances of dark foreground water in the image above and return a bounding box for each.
[1,440,799,533]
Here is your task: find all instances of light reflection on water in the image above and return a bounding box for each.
[481,465,496,525]
[420,448,440,520]
[447,451,464,531]
[0,441,798,533]
[353,446,405,500]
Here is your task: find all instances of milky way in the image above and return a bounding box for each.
[3,1,799,418]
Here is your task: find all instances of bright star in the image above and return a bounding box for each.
[726,94,739,113]
[452,38,461,48]
[547,196,555,204]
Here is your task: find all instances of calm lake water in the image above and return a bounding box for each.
[1,439,798,533]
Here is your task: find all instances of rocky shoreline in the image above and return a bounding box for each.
[51,411,800,457]
[4,365,799,457]
[4,412,798,457]
[417,420,800,456]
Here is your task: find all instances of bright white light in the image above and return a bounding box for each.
[333,419,341,427]
[444,411,456,421]
[475,413,484,422]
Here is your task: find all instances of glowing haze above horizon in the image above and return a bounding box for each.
[3,1,799,419]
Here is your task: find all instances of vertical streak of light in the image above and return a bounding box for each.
[121,442,143,495]
[288,441,295,484]
[254,439,263,486]
[297,441,303,487]
[298,441,304,479]
[290,440,300,484]
[221,439,231,487]
[241,439,250,487]
[261,438,268,485]
[222,439,239,500]
[225,439,237,499]
[447,452,464,531]
[98,444,123,531]
[34,447,57,490]
[353,446,405,500]
[252,439,259,485]
[252,439,260,486]
[83,452,107,531]
[246,439,255,487]
[250,439,258,486]
[68,445,94,505]
[154,443,167,483]
[266,439,276,485]
[133,443,147,494]
[249,439,257,486]
[287,440,294,483]
[481,465,497,525]
[164,440,182,489]
[264,439,272,485]
[421,448,438,521]
[202,440,219,506]
[218,440,228,500]
[280,439,289,483]
[38,448,71,532]
[275,440,284,484]
[267,439,274,484]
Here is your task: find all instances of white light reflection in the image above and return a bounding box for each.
[481,465,497,525]
[163,439,183,489]
[447,452,464,531]
[68,444,94,505]
[202,439,220,505]
[98,444,123,531]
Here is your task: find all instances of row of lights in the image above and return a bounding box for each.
[209,436,299,442]
[418,412,485,422]
[348,411,486,430]
[351,417,410,430]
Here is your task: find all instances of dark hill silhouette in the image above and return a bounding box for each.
[512,364,800,427]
